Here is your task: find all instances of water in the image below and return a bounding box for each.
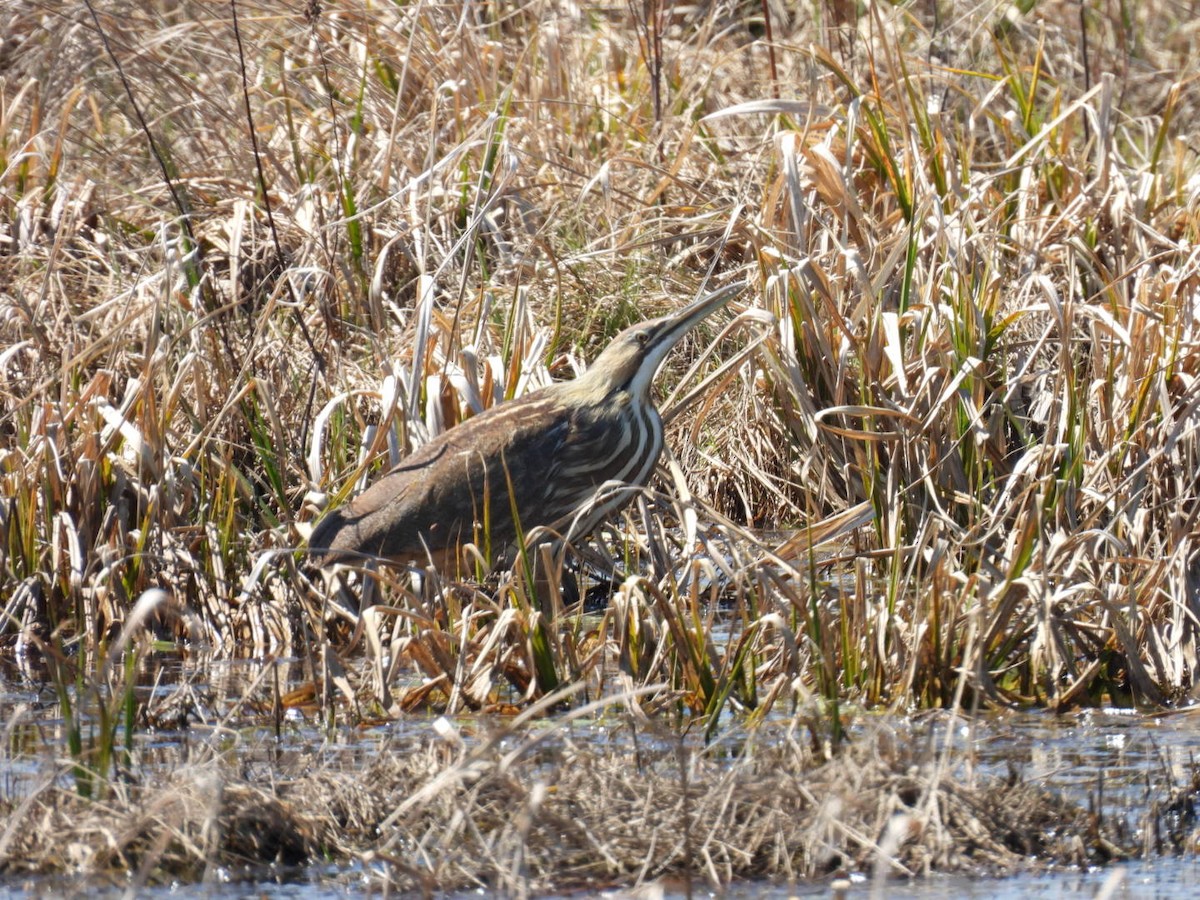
[860,858,1200,898]
[5,861,1198,899]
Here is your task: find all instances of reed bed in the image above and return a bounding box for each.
[4,0,1200,888]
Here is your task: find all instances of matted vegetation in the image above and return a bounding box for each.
[4,0,1200,891]
[3,696,1191,895]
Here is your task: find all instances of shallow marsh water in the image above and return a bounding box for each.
[2,653,1199,898]
[7,858,1198,899]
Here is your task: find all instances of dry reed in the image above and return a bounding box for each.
[4,0,1200,888]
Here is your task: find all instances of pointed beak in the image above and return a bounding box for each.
[650,279,748,356]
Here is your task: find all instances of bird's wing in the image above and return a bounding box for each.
[311,392,572,562]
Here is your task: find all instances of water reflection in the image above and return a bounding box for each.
[5,649,1200,805]
[956,708,1200,807]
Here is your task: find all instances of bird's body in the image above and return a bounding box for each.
[309,282,744,570]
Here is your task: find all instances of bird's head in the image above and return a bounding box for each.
[563,281,745,404]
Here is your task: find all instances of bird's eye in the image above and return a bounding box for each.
[636,331,649,345]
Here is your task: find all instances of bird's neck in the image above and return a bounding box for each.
[556,372,644,408]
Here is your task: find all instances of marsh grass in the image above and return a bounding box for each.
[3,684,1189,895]
[5,0,1200,888]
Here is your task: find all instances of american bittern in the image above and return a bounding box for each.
[308,281,745,571]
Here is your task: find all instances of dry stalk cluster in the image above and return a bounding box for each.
[2,5,1200,884]
[3,711,1192,893]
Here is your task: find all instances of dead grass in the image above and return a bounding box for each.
[4,0,1200,887]
[1,705,1182,894]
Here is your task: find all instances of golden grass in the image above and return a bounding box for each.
[4,5,1200,876]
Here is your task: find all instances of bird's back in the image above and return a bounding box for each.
[309,381,664,568]
[309,389,567,567]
